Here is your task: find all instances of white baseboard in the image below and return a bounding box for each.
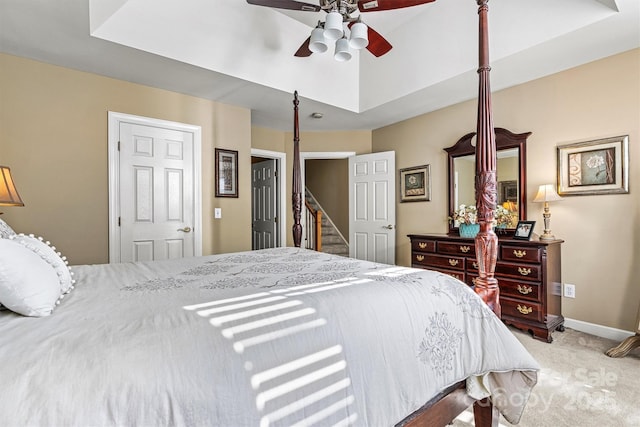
[564,318,635,342]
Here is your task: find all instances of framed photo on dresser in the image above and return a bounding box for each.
[513,220,536,240]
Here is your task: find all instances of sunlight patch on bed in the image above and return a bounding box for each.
[207,300,304,327]
[233,319,327,354]
[260,378,353,427]
[221,308,317,339]
[256,360,348,410]
[183,277,361,425]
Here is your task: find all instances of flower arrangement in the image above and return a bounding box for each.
[450,204,514,227]
[494,205,514,228]
[449,204,477,225]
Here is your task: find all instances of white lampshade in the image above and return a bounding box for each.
[334,37,352,62]
[533,184,562,203]
[0,166,24,206]
[349,22,369,49]
[324,11,344,41]
[309,26,328,53]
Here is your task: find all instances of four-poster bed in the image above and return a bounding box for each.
[290,0,508,424]
[0,1,539,426]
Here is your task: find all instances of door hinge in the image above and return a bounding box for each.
[275,216,278,223]
[118,217,121,227]
[117,141,121,151]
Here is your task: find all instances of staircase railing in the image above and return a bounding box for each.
[304,200,322,251]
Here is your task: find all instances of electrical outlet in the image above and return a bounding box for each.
[564,283,576,298]
[214,208,222,219]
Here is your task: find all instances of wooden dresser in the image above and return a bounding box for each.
[408,234,564,343]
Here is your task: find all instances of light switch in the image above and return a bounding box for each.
[214,208,222,219]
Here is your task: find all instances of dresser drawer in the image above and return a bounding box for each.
[416,253,466,271]
[501,246,542,263]
[438,241,476,257]
[498,278,541,302]
[496,262,541,281]
[501,297,543,323]
[411,239,436,253]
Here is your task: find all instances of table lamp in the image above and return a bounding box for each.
[533,184,562,240]
[0,166,24,214]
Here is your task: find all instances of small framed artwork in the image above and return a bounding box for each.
[513,220,536,240]
[215,148,238,198]
[557,135,629,196]
[399,164,431,202]
[498,180,518,204]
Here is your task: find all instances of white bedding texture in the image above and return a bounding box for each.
[0,247,539,426]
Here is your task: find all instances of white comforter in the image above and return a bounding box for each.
[0,248,538,426]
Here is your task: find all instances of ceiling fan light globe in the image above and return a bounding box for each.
[324,11,344,40]
[334,37,351,62]
[309,27,328,53]
[349,22,369,49]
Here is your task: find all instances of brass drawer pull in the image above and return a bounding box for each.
[517,304,533,315]
[472,278,477,286]
[513,250,527,258]
[416,255,425,262]
[419,242,428,249]
[518,267,532,276]
[472,262,478,269]
[460,246,471,253]
[449,259,459,267]
[517,284,533,295]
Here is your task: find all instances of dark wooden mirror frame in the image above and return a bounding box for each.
[445,128,531,235]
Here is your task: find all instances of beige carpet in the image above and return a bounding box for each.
[452,327,640,427]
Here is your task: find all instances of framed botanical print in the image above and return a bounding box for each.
[399,164,431,202]
[557,135,629,196]
[215,148,238,198]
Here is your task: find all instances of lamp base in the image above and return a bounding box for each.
[539,232,556,241]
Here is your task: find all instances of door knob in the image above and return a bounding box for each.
[383,224,394,230]
[177,227,192,233]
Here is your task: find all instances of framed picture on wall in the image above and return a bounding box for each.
[557,135,629,196]
[215,148,238,198]
[399,164,431,202]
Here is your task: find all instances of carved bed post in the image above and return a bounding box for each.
[292,91,303,247]
[474,0,500,317]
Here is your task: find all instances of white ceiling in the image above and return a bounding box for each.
[1,0,638,131]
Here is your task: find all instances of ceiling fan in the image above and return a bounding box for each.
[246,0,436,61]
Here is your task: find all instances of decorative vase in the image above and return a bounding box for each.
[459,223,480,238]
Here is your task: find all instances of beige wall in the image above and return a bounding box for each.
[0,53,252,264]
[373,49,640,332]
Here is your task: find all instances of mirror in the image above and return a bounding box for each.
[445,128,530,234]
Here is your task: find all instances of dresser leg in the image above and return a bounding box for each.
[605,333,640,358]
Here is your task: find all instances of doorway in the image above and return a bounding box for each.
[108,112,202,263]
[251,149,286,249]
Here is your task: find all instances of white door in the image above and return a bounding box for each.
[349,151,396,264]
[252,159,278,249]
[118,122,196,262]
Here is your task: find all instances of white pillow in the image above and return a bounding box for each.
[0,235,75,317]
[11,234,74,294]
[0,217,16,239]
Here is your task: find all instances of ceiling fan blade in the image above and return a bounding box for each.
[358,0,435,12]
[365,26,392,57]
[294,37,313,57]
[246,0,321,12]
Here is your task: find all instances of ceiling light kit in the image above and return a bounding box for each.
[247,0,435,61]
